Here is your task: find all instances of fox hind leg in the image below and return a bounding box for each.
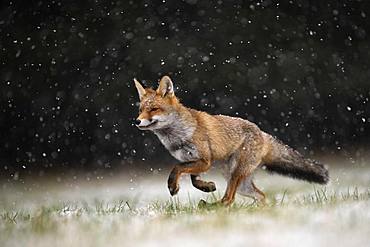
[238,176,266,204]
[219,138,264,206]
[221,167,246,206]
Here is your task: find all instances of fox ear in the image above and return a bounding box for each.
[134,78,146,100]
[157,76,174,97]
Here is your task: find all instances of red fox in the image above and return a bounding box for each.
[134,76,329,206]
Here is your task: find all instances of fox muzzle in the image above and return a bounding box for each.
[135,118,158,129]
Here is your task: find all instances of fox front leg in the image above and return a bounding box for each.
[167,159,211,196]
[191,174,216,193]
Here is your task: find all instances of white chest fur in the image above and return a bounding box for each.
[169,145,199,162]
[153,124,199,162]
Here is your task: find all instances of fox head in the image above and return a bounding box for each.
[134,75,180,130]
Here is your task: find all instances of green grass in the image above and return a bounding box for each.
[1,165,370,246]
[1,187,368,221]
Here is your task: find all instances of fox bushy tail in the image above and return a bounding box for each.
[262,136,329,184]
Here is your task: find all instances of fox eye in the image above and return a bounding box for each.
[150,107,159,112]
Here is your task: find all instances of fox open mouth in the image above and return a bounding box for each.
[138,119,158,129]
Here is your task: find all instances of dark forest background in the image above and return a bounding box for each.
[0,0,369,180]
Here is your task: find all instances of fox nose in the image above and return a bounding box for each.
[135,119,141,126]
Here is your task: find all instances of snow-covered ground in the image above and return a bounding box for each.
[1,164,370,247]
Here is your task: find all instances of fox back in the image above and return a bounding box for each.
[133,75,329,205]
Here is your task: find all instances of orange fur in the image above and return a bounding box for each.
[134,76,329,206]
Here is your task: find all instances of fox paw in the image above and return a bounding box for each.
[198,181,216,193]
[167,172,180,196]
[192,178,217,193]
[168,184,179,196]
